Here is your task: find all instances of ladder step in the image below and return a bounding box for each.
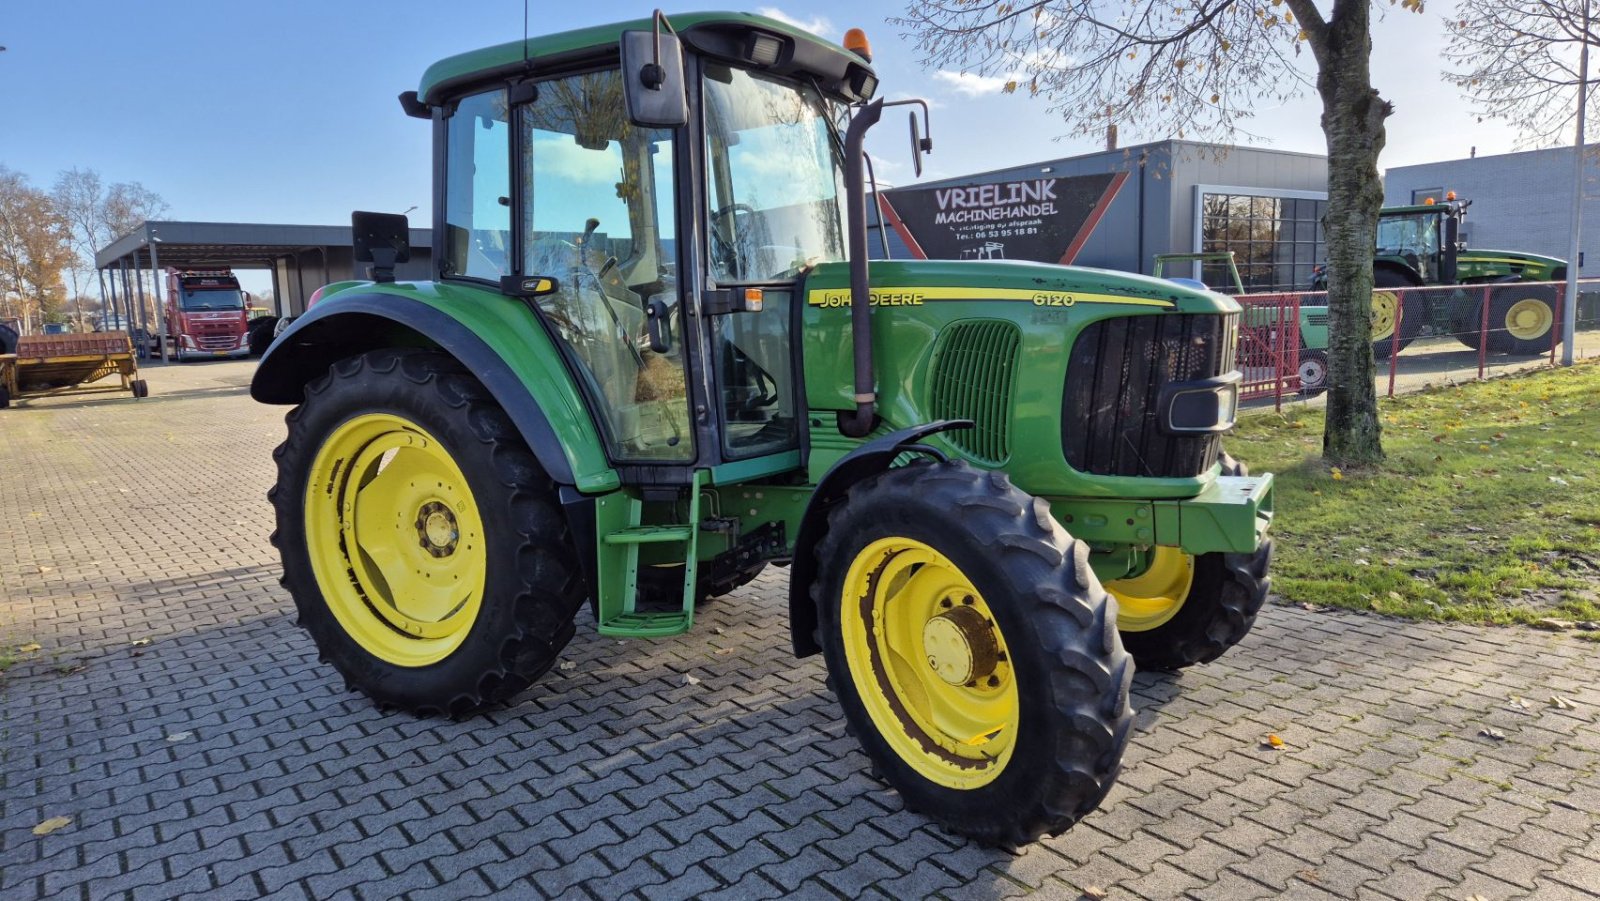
[597,611,693,638]
[602,525,694,546]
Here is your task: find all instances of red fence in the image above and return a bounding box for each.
[1229,280,1600,405]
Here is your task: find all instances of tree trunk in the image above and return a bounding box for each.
[1317,0,1389,465]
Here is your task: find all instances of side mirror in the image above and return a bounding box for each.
[621,26,688,127]
[904,106,932,177]
[352,211,411,283]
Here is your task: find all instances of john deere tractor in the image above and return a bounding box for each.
[1312,199,1567,358]
[253,12,1274,846]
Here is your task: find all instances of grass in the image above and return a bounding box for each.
[1228,359,1600,626]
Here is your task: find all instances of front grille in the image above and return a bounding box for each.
[1062,312,1238,478]
[929,320,1021,464]
[196,333,238,350]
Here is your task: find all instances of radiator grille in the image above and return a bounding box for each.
[929,320,1021,465]
[1062,313,1238,478]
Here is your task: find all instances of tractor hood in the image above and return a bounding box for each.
[802,259,1241,315]
[1457,248,1566,281]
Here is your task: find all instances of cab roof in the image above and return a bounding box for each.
[417,11,877,107]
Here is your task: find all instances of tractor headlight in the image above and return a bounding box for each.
[1158,372,1240,435]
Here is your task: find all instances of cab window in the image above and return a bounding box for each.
[443,90,512,281]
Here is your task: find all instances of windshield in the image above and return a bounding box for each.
[178,287,244,311]
[1376,213,1440,259]
[703,65,847,283]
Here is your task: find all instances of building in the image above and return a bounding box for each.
[873,140,1330,292]
[1384,145,1598,275]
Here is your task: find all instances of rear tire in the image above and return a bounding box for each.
[1472,285,1559,356]
[815,460,1132,846]
[270,349,584,716]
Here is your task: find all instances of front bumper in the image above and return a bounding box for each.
[1047,474,1274,556]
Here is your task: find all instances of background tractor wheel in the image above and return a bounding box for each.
[1466,285,1559,356]
[131,379,149,399]
[1371,269,1423,360]
[1296,348,1328,396]
[1109,541,1273,671]
[270,349,584,716]
[0,385,10,409]
[814,459,1133,847]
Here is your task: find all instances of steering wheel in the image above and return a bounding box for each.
[709,203,758,275]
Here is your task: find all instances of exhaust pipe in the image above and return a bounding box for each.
[838,98,885,438]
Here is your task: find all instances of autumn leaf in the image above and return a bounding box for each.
[1329,467,1344,481]
[32,816,71,836]
[18,643,41,653]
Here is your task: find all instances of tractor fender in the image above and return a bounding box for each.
[787,419,973,658]
[1372,261,1422,288]
[251,292,576,486]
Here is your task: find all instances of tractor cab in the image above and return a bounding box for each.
[417,14,878,476]
[1374,201,1462,284]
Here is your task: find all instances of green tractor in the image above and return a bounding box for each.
[252,12,1275,846]
[1311,199,1567,358]
[1154,251,1331,395]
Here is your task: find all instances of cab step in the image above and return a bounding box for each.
[594,475,704,639]
[602,525,695,545]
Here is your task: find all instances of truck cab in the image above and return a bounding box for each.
[165,268,251,361]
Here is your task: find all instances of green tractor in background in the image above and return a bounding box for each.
[1311,198,1567,360]
[1155,251,1332,395]
[253,12,1275,846]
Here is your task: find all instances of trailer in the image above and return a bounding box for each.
[0,332,149,409]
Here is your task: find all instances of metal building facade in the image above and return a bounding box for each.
[873,140,1329,289]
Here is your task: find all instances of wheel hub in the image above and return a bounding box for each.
[416,501,459,557]
[922,603,1000,687]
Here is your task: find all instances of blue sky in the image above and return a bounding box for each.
[1,1,1528,245]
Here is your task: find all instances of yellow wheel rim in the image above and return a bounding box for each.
[304,413,486,667]
[1505,298,1553,341]
[1371,290,1401,342]
[840,537,1019,790]
[1107,547,1195,633]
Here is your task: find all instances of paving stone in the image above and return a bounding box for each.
[4,359,1600,901]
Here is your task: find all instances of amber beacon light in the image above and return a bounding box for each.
[844,28,872,62]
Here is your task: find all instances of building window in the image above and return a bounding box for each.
[1411,187,1444,205]
[1199,192,1327,291]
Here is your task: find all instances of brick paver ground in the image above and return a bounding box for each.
[2,360,1598,900]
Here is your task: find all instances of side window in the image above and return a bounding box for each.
[443,90,512,281]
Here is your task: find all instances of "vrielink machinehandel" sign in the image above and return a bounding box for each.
[879,172,1127,264]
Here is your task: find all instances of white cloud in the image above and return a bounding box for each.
[531,135,619,185]
[933,70,1015,98]
[757,7,834,38]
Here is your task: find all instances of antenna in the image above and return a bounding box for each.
[522,0,530,68]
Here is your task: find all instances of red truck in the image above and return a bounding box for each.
[165,268,250,361]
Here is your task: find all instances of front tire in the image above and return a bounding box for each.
[1371,270,1424,359]
[1109,541,1273,671]
[270,349,584,715]
[1296,348,1328,396]
[815,460,1133,846]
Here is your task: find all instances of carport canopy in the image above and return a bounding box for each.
[95,220,433,322]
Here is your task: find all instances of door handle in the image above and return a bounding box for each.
[646,299,671,353]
